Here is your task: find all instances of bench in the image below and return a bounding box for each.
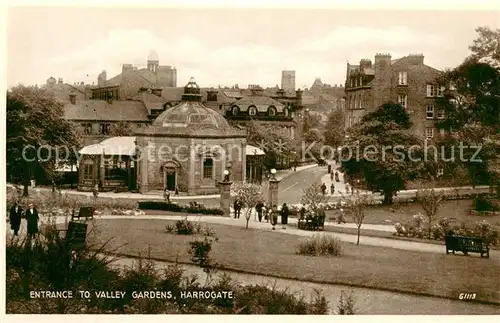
[71,206,95,221]
[298,215,325,231]
[445,235,490,258]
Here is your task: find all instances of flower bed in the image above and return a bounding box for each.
[394,214,499,246]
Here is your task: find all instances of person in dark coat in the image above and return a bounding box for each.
[255,201,264,222]
[321,183,327,195]
[335,171,340,182]
[280,203,289,225]
[234,200,241,219]
[25,203,39,239]
[9,201,23,236]
[330,183,335,195]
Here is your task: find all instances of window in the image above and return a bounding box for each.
[426,84,435,97]
[83,161,93,180]
[426,106,434,119]
[203,158,213,179]
[398,71,408,85]
[437,86,445,97]
[436,108,445,119]
[100,123,110,135]
[397,95,407,109]
[349,116,355,127]
[81,123,92,135]
[207,92,218,101]
[426,127,434,139]
[359,77,363,86]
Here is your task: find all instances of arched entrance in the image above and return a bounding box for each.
[162,160,180,191]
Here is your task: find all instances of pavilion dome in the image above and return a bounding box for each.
[137,78,243,138]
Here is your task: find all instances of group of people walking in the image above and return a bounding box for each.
[234,200,290,228]
[8,201,40,239]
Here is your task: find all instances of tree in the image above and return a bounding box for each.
[341,103,422,204]
[7,85,81,196]
[339,190,369,245]
[300,183,329,213]
[434,57,500,186]
[231,182,263,229]
[246,120,295,169]
[109,122,135,136]
[469,26,500,69]
[415,188,444,239]
[323,108,345,151]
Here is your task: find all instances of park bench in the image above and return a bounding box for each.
[298,215,325,231]
[71,206,95,221]
[445,235,490,258]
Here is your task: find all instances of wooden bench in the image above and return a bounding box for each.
[445,235,490,258]
[71,206,95,221]
[298,215,325,231]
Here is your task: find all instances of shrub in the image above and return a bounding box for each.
[175,217,195,235]
[473,194,500,212]
[296,235,342,257]
[337,289,356,315]
[138,201,224,215]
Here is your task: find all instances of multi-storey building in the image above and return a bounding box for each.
[344,53,445,141]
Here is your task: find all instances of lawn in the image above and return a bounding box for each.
[325,199,500,230]
[84,218,500,305]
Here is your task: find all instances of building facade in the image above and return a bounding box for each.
[135,78,248,195]
[344,53,444,140]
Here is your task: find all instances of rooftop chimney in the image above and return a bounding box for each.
[58,78,63,84]
[69,93,76,105]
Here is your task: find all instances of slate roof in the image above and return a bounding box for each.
[133,91,167,114]
[104,70,154,88]
[64,100,149,122]
[231,96,284,108]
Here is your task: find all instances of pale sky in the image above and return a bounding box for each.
[7,7,500,89]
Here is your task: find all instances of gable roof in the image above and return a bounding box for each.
[64,100,149,122]
[133,91,167,114]
[104,70,154,88]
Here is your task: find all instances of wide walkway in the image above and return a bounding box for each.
[28,213,498,259]
[6,164,318,201]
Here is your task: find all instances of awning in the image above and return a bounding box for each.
[246,144,265,156]
[79,136,137,156]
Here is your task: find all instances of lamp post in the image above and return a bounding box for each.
[219,169,232,217]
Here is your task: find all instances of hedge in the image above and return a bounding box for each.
[138,201,224,215]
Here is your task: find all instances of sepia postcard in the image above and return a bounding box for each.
[2,0,500,321]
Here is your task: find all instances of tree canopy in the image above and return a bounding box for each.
[341,102,422,204]
[7,85,81,195]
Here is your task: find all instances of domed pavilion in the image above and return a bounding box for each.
[135,78,248,195]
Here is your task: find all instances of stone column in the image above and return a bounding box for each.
[188,139,196,195]
[140,143,149,193]
[218,180,233,217]
[268,177,281,209]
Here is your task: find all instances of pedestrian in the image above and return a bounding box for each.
[234,199,242,219]
[330,183,335,195]
[25,203,39,240]
[335,171,339,182]
[280,203,289,226]
[262,204,268,222]
[330,172,334,181]
[256,201,264,222]
[321,183,327,195]
[299,206,306,220]
[9,201,23,236]
[175,186,179,196]
[345,184,350,195]
[92,183,99,199]
[271,205,278,229]
[163,188,171,203]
